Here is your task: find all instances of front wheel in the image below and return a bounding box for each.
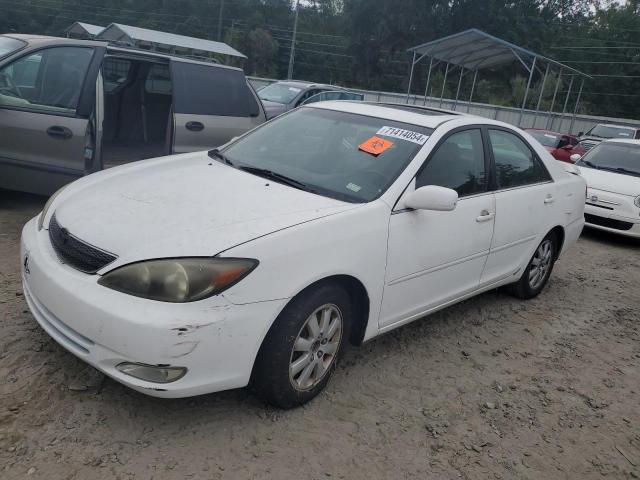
[507,233,557,299]
[251,284,352,408]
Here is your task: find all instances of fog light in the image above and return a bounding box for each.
[116,362,187,383]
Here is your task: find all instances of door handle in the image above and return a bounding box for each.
[544,195,555,204]
[476,209,495,222]
[185,121,204,132]
[46,126,73,140]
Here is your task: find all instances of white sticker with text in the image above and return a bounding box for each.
[376,126,429,145]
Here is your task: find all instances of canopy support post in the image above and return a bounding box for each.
[532,63,549,129]
[422,57,433,106]
[569,79,584,135]
[547,70,562,130]
[439,62,450,108]
[406,51,417,104]
[518,57,536,127]
[560,75,574,132]
[467,70,477,112]
[453,67,464,110]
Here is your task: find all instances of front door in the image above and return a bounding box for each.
[0,45,104,194]
[380,128,495,329]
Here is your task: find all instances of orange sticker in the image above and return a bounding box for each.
[358,136,394,156]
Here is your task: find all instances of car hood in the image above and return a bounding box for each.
[260,99,288,119]
[53,152,357,269]
[579,165,640,197]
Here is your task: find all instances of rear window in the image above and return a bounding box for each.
[171,61,259,117]
[0,37,25,59]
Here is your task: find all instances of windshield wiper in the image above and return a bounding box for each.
[598,166,640,177]
[238,166,313,192]
[208,148,234,166]
[580,160,599,170]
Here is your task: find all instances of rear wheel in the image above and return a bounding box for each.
[251,284,351,408]
[508,233,557,299]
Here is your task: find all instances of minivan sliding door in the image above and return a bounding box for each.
[170,60,264,153]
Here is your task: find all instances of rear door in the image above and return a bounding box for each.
[170,60,265,153]
[0,44,105,194]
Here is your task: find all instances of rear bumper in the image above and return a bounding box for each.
[20,217,287,398]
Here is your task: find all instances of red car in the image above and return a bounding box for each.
[525,129,585,163]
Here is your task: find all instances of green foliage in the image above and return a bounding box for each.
[1,0,638,118]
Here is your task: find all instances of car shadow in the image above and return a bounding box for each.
[581,225,640,249]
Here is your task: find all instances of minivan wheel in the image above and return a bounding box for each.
[251,284,351,408]
[508,232,557,299]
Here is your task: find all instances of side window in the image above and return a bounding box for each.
[145,63,171,95]
[102,57,131,93]
[0,47,93,114]
[171,62,259,117]
[416,129,486,197]
[488,129,551,189]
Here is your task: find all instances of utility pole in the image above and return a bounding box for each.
[217,0,224,41]
[287,0,300,80]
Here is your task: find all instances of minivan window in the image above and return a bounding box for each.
[171,62,259,117]
[586,125,636,139]
[0,37,25,59]
[0,46,94,114]
[489,129,551,189]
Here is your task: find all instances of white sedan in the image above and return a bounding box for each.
[21,102,586,408]
[572,139,640,237]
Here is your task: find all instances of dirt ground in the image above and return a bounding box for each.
[1,189,639,480]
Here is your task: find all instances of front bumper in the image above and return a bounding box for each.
[20,217,287,398]
[584,190,640,238]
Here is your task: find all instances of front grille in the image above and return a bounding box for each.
[49,214,117,273]
[580,140,599,151]
[585,213,634,231]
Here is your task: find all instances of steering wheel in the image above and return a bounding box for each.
[0,72,21,98]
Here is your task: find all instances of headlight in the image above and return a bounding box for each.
[635,195,640,208]
[98,257,258,302]
[37,185,67,230]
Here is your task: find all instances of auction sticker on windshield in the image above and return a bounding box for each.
[358,136,394,156]
[377,126,429,145]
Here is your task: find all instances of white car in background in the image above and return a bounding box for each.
[572,139,640,237]
[20,102,586,408]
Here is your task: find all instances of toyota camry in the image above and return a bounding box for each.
[21,102,586,408]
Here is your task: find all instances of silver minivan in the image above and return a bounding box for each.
[0,34,266,195]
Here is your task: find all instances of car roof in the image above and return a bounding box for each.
[270,80,343,90]
[2,34,243,71]
[597,123,638,130]
[601,139,640,145]
[525,128,570,136]
[306,101,462,129]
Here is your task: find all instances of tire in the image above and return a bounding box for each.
[251,283,352,409]
[507,232,557,299]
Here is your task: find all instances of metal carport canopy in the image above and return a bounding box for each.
[405,29,590,129]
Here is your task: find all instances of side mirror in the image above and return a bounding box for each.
[561,144,574,150]
[569,153,582,163]
[404,185,458,211]
[564,164,581,175]
[577,132,584,137]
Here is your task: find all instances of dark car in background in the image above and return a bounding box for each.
[257,80,362,119]
[525,129,585,163]
[0,34,265,195]
[578,123,640,153]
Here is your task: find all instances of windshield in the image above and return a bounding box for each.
[258,83,303,104]
[577,142,640,177]
[585,125,636,139]
[0,37,26,59]
[528,131,561,148]
[219,107,433,202]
